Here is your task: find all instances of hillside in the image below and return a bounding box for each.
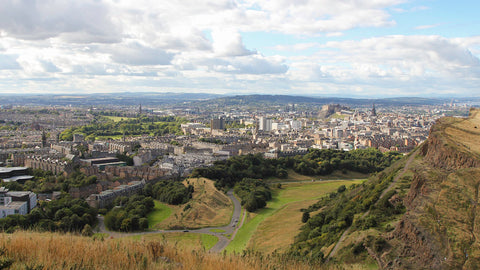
[192,94,446,107]
[290,108,480,269]
[152,178,232,229]
[0,231,321,270]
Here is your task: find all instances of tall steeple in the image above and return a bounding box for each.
[371,103,377,117]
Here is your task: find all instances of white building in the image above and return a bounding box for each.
[290,120,302,130]
[0,187,37,218]
[259,117,273,132]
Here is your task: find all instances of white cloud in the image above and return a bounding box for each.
[109,42,173,66]
[285,35,480,96]
[239,0,404,34]
[212,29,254,57]
[0,0,478,97]
[0,0,120,43]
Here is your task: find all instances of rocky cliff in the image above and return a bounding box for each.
[384,108,480,269]
[325,109,480,269]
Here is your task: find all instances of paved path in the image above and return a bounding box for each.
[97,189,243,253]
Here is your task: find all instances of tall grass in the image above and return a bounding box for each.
[0,231,330,270]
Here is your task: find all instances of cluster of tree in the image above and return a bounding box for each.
[2,169,98,194]
[0,195,97,233]
[143,181,193,205]
[289,167,404,261]
[191,153,285,189]
[104,195,154,232]
[59,116,186,141]
[225,121,246,129]
[283,148,402,176]
[191,149,400,212]
[233,178,272,212]
[115,153,134,166]
[192,149,401,192]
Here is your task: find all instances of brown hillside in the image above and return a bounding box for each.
[383,108,480,269]
[157,178,232,229]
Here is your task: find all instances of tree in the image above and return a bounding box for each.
[302,212,310,223]
[81,224,93,237]
[120,218,132,232]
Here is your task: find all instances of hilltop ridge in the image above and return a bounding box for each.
[290,108,480,269]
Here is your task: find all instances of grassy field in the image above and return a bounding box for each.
[127,232,219,250]
[104,116,134,122]
[267,169,369,183]
[225,180,365,253]
[147,200,172,229]
[0,231,324,270]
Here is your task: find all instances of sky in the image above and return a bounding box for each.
[0,0,479,98]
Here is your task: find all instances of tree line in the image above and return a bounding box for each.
[3,169,98,194]
[59,115,186,141]
[233,178,272,212]
[191,149,402,212]
[0,195,97,234]
[104,195,154,232]
[289,167,405,261]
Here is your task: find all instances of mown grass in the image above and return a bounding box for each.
[226,180,364,253]
[267,169,369,183]
[147,200,172,229]
[104,116,134,122]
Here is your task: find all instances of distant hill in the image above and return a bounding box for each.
[0,92,222,107]
[290,108,480,268]
[0,92,464,107]
[192,94,447,107]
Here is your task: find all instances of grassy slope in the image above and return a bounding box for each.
[0,231,321,270]
[147,200,172,229]
[226,180,364,253]
[267,169,369,183]
[128,232,218,250]
[152,178,232,230]
[330,109,480,268]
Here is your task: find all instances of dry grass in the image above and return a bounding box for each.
[248,199,316,253]
[268,170,369,183]
[0,231,341,270]
[154,178,232,229]
[126,232,219,251]
[246,180,364,254]
[444,108,480,155]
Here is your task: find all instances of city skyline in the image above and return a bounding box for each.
[0,0,479,97]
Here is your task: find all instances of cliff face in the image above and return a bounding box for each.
[420,127,480,171]
[384,109,480,269]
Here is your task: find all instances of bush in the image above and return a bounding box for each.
[104,195,155,232]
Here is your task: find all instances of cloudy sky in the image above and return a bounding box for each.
[0,0,479,97]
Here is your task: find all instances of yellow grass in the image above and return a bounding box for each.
[444,108,480,155]
[127,232,218,251]
[246,180,364,253]
[0,231,337,270]
[153,178,232,229]
[248,199,316,253]
[268,170,369,182]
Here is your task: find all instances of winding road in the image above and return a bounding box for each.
[96,189,244,253]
